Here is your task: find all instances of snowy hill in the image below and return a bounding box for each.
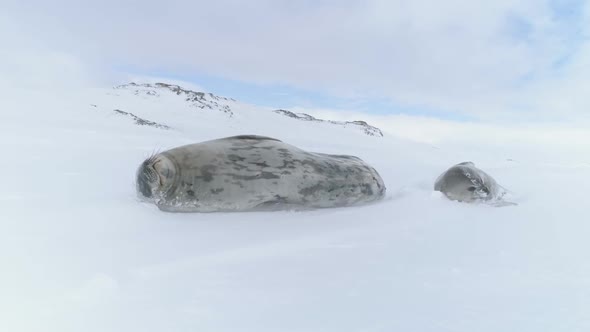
[2,85,590,332]
[273,109,383,137]
[114,82,236,116]
[105,82,383,137]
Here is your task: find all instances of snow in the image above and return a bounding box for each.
[2,85,590,332]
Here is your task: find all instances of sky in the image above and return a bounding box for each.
[1,0,589,123]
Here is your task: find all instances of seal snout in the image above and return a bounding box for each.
[136,160,156,199]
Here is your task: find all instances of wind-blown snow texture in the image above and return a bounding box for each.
[2,84,590,332]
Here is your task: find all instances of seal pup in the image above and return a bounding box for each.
[434,162,515,205]
[136,135,386,212]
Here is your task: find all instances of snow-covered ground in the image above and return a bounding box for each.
[2,84,590,332]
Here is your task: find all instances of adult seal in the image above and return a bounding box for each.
[434,162,515,206]
[136,135,386,212]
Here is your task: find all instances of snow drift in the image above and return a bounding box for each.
[1,83,590,332]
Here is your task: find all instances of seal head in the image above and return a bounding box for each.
[136,154,178,203]
[434,161,502,203]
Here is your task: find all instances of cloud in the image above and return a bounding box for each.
[0,12,105,91]
[2,0,590,120]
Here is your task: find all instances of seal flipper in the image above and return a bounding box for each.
[254,200,309,211]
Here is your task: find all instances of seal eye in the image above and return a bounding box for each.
[468,186,477,192]
[152,160,170,185]
[145,167,158,182]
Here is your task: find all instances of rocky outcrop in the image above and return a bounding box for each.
[114,82,234,116]
[110,82,383,137]
[273,109,383,137]
[113,109,171,130]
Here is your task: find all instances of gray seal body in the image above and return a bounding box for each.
[136,135,386,212]
[434,162,508,204]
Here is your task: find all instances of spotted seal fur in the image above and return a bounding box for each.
[136,135,386,212]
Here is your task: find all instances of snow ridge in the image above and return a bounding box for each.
[274,109,383,137]
[110,82,384,137]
